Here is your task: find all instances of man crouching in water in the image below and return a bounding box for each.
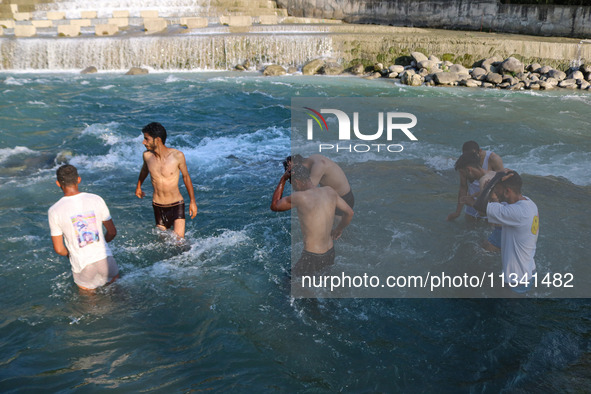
[271,164,353,276]
[135,122,197,239]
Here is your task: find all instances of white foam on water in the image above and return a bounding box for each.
[184,126,290,170]
[0,146,40,164]
[99,85,116,90]
[505,144,591,186]
[6,235,43,243]
[80,122,123,145]
[120,229,250,283]
[164,75,183,83]
[27,101,48,107]
[3,77,26,85]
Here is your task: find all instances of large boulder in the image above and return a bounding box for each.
[461,79,482,88]
[418,60,439,72]
[547,69,566,81]
[470,67,487,80]
[263,64,286,76]
[349,63,365,75]
[538,65,552,75]
[411,51,428,63]
[302,59,325,75]
[449,64,469,75]
[321,62,344,75]
[528,63,542,72]
[481,56,502,73]
[400,70,423,86]
[486,72,503,84]
[433,71,460,85]
[558,79,577,88]
[500,57,524,74]
[389,65,405,74]
[580,64,591,74]
[126,67,148,75]
[569,70,584,80]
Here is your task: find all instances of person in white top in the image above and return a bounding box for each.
[485,170,539,293]
[447,140,504,222]
[48,164,119,291]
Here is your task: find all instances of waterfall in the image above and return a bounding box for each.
[0,31,335,71]
[571,39,591,69]
[33,0,212,19]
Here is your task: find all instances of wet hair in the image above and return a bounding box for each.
[498,170,522,194]
[283,154,304,171]
[56,164,78,187]
[462,140,480,154]
[142,122,167,144]
[291,164,310,183]
[454,151,481,171]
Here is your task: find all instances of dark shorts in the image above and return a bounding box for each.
[293,247,335,277]
[153,200,185,229]
[335,189,355,216]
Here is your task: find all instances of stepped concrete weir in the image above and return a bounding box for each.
[0,0,589,71]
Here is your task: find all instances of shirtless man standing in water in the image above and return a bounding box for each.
[135,122,197,238]
[271,164,353,276]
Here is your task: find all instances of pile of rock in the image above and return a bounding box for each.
[259,53,591,91]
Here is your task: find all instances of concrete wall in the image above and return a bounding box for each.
[276,0,591,38]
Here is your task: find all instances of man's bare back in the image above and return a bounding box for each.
[304,154,351,196]
[292,186,339,254]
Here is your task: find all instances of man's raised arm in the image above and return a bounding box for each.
[447,173,468,221]
[270,171,292,212]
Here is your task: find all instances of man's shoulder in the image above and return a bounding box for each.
[170,148,186,160]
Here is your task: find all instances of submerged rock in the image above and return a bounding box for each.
[126,67,149,75]
[80,66,97,74]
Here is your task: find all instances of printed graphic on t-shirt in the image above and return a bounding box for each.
[531,215,539,235]
[71,211,100,248]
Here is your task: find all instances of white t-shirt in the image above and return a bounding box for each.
[487,197,539,284]
[48,192,113,273]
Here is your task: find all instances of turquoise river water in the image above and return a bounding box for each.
[1,72,590,391]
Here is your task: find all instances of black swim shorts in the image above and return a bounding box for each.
[293,247,335,276]
[153,200,185,229]
[335,189,355,216]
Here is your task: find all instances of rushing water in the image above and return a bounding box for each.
[1,72,590,391]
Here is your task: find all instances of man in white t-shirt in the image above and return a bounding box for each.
[48,164,119,291]
[485,170,539,293]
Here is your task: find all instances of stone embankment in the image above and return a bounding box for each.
[261,54,591,91]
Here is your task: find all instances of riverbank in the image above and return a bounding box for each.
[1,23,589,72]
